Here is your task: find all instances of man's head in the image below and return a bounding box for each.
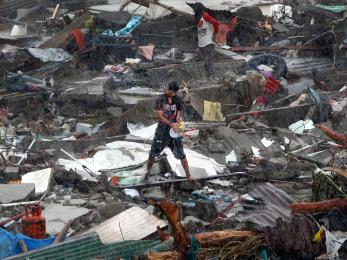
[165,81,179,97]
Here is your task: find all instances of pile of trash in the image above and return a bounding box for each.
[0,0,346,259]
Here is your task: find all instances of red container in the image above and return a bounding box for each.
[21,206,46,239]
[264,76,280,96]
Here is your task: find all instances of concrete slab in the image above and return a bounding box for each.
[42,202,90,234]
[21,168,53,195]
[0,183,35,204]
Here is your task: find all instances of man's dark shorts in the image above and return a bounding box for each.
[149,128,186,160]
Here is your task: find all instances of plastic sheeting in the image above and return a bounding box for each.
[148,3,170,19]
[57,141,150,181]
[57,141,224,181]
[0,228,55,258]
[21,168,53,195]
[315,4,346,14]
[102,15,141,37]
[127,123,157,140]
[203,100,224,121]
[27,48,71,62]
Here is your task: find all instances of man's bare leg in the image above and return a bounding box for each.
[181,158,194,181]
[145,155,155,179]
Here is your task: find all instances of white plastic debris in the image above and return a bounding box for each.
[27,48,71,62]
[270,4,293,24]
[127,123,157,140]
[207,179,232,187]
[10,25,27,36]
[21,168,53,195]
[251,146,263,158]
[324,229,347,259]
[289,120,315,134]
[284,137,290,144]
[225,150,238,163]
[123,189,140,198]
[125,58,141,64]
[261,137,274,148]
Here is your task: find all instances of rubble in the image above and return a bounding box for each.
[0,0,347,259]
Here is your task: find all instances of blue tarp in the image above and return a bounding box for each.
[0,228,55,259]
[102,16,142,37]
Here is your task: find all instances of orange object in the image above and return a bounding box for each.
[111,176,119,186]
[264,76,280,96]
[21,205,46,239]
[73,29,84,49]
[315,124,347,146]
[291,199,347,214]
[215,24,230,45]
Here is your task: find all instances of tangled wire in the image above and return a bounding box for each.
[197,234,265,260]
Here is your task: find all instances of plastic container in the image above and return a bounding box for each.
[21,206,46,239]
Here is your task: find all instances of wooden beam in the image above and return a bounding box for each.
[291,199,347,214]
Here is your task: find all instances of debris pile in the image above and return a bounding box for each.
[0,0,346,259]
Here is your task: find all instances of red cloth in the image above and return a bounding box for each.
[202,12,220,33]
[215,24,230,45]
[73,29,84,49]
[139,45,155,60]
[214,16,238,45]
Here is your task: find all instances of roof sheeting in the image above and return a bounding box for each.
[237,182,294,227]
[83,206,167,244]
[57,141,224,181]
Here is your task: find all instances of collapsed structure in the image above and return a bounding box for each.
[0,0,346,259]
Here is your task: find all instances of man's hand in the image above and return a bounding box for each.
[170,123,178,130]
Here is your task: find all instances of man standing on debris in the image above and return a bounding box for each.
[194,3,220,80]
[145,81,193,181]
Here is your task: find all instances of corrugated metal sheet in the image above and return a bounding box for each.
[7,233,160,260]
[236,182,325,258]
[237,182,294,227]
[82,206,167,244]
[285,57,344,75]
[0,0,38,17]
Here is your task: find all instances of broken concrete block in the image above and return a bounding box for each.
[208,140,226,153]
[106,107,123,117]
[21,168,53,196]
[180,181,202,191]
[98,202,127,220]
[0,183,35,204]
[4,167,20,180]
[195,200,218,222]
[142,187,165,199]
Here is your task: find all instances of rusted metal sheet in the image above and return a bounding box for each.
[236,182,325,258]
[237,182,294,227]
[262,215,325,259]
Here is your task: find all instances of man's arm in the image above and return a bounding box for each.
[203,12,220,33]
[176,110,181,122]
[155,109,171,125]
